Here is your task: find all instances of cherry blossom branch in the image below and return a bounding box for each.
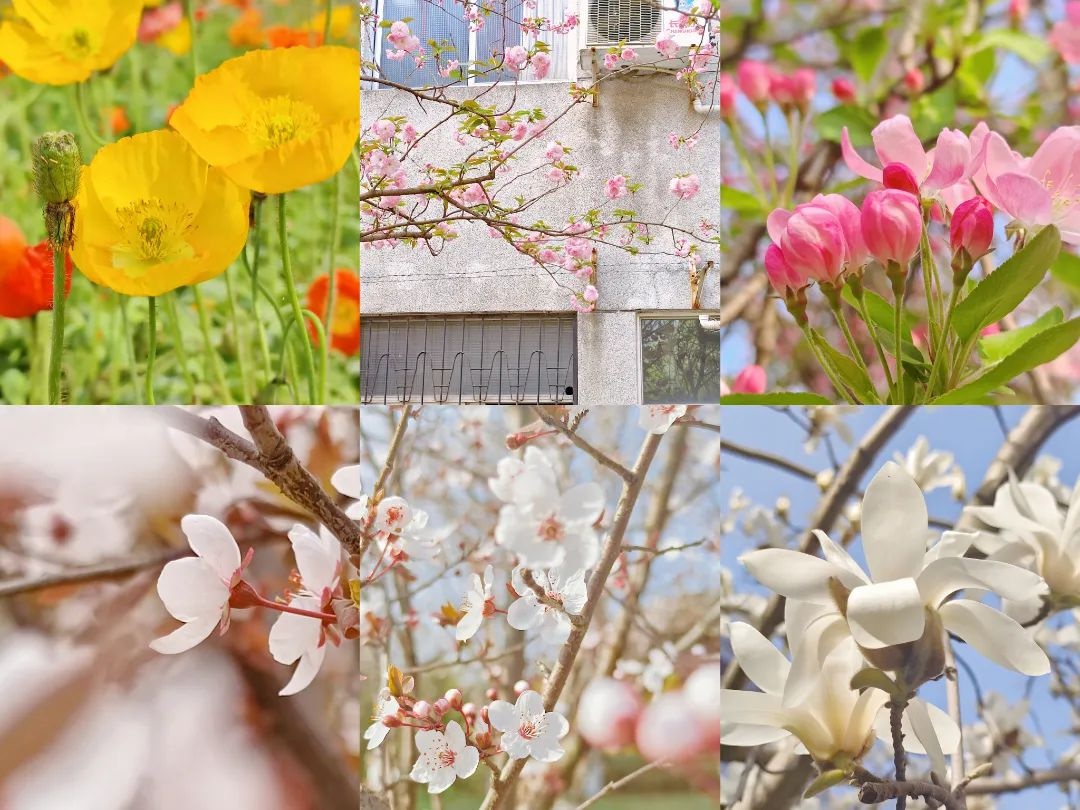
[520,569,577,621]
[528,406,634,482]
[159,406,364,556]
[573,759,670,809]
[479,430,666,810]
[0,548,187,599]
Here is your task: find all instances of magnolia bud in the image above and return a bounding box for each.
[32,132,82,205]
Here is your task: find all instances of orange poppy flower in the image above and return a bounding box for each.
[306,269,359,355]
[0,241,73,319]
[265,25,322,49]
[228,8,264,48]
[0,216,26,271]
[110,105,131,135]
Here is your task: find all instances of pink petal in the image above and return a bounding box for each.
[181,514,241,581]
[1028,127,1080,196]
[871,115,928,181]
[156,557,229,620]
[841,127,883,184]
[992,172,1053,226]
[766,208,792,243]
[923,129,972,194]
[980,132,1027,210]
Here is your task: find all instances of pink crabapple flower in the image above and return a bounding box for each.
[507,565,587,644]
[488,690,569,762]
[860,188,923,267]
[766,194,865,285]
[736,59,772,105]
[577,678,643,751]
[731,364,766,394]
[639,405,687,434]
[1051,2,1080,64]
[764,243,806,294]
[456,565,495,642]
[364,688,400,750]
[841,114,977,199]
[267,523,342,696]
[669,173,701,200]
[979,126,1080,243]
[718,73,736,115]
[409,721,480,794]
[950,196,995,259]
[150,515,250,654]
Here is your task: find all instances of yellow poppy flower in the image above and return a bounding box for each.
[169,45,360,194]
[72,130,251,297]
[0,0,142,86]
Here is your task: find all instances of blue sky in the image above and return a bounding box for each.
[721,406,1080,808]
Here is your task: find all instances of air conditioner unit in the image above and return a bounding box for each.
[581,1,709,73]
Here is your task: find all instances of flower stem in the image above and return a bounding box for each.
[852,285,895,395]
[800,324,857,404]
[72,82,107,148]
[889,699,909,810]
[145,296,157,405]
[322,0,334,41]
[278,194,317,403]
[192,285,232,403]
[257,595,335,622]
[47,247,67,404]
[164,292,196,401]
[243,198,274,381]
[224,267,252,400]
[119,295,141,404]
[322,173,342,402]
[182,0,200,78]
[828,299,873,383]
[927,284,962,399]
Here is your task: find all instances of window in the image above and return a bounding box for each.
[361,315,577,404]
[375,0,572,88]
[640,315,721,404]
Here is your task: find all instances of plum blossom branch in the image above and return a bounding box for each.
[528,406,634,482]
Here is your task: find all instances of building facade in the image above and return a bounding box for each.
[361,0,720,405]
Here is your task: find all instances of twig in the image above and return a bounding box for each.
[0,549,187,599]
[529,406,634,482]
[574,760,669,809]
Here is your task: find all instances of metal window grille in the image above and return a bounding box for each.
[587,0,663,45]
[361,315,577,404]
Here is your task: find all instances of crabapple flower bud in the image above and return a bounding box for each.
[718,73,736,116]
[860,189,922,268]
[577,678,643,751]
[882,162,920,197]
[764,244,805,294]
[777,205,848,284]
[736,59,772,105]
[732,365,766,394]
[832,77,856,103]
[950,196,994,264]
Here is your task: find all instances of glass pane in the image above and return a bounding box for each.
[380,0,470,88]
[640,317,721,404]
[475,0,524,83]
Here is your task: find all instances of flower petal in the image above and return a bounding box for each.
[729,622,790,696]
[922,128,971,194]
[268,598,323,665]
[156,557,228,620]
[916,556,1047,608]
[181,514,241,581]
[841,127,884,184]
[149,613,219,654]
[846,578,926,648]
[278,644,326,696]
[487,699,516,732]
[559,482,605,524]
[330,464,363,499]
[288,523,338,592]
[454,744,479,778]
[872,115,928,180]
[860,462,928,582]
[991,172,1053,226]
[939,599,1049,675]
[738,548,840,604]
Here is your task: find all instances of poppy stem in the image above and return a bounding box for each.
[277,194,318,403]
[182,0,200,78]
[323,0,335,42]
[145,296,157,405]
[72,83,107,149]
[163,292,196,401]
[47,248,67,404]
[192,285,232,403]
[322,173,342,402]
[243,198,274,382]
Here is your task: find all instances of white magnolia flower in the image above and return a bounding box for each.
[968,472,1080,606]
[488,447,558,505]
[741,462,1050,679]
[363,688,400,750]
[638,405,687,434]
[721,619,960,774]
[268,523,341,696]
[966,691,1039,776]
[507,565,587,644]
[456,565,495,642]
[495,477,604,571]
[150,515,247,654]
[893,436,965,498]
[409,721,479,794]
[488,690,569,762]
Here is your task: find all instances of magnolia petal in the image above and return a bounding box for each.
[861,462,929,582]
[149,613,219,654]
[907,699,949,783]
[939,599,1050,676]
[846,578,926,648]
[813,529,870,588]
[719,689,787,729]
[729,622,790,696]
[917,556,1047,607]
[738,548,839,604]
[181,514,241,581]
[1063,476,1080,557]
[721,723,790,747]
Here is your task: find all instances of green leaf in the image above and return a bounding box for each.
[910,85,957,141]
[933,316,1080,404]
[841,288,924,363]
[850,26,888,83]
[720,392,834,405]
[1051,250,1080,298]
[720,185,765,219]
[951,225,1062,343]
[978,308,1064,364]
[976,29,1053,65]
[814,105,877,147]
[804,769,849,799]
[0,369,28,405]
[809,331,881,403]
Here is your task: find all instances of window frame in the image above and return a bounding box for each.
[636,310,722,405]
[371,0,579,89]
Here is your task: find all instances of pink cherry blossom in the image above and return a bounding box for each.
[842,115,977,198]
[605,175,629,200]
[669,174,701,200]
[410,722,479,794]
[639,405,687,434]
[505,45,529,72]
[372,119,396,144]
[544,141,565,162]
[583,284,599,303]
[656,31,679,59]
[621,47,637,61]
[603,53,619,70]
[488,690,569,762]
[531,51,552,79]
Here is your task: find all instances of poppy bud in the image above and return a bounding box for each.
[32,131,81,206]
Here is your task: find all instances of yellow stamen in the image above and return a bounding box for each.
[244,96,322,150]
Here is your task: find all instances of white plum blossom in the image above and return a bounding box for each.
[488,690,569,762]
[409,721,479,794]
[456,565,495,642]
[506,565,587,644]
[488,446,559,505]
[268,523,341,696]
[363,688,400,750]
[150,515,248,654]
[617,644,677,695]
[495,475,604,571]
[741,462,1050,680]
[893,436,966,498]
[373,496,441,561]
[638,405,687,434]
[721,619,960,774]
[330,464,366,518]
